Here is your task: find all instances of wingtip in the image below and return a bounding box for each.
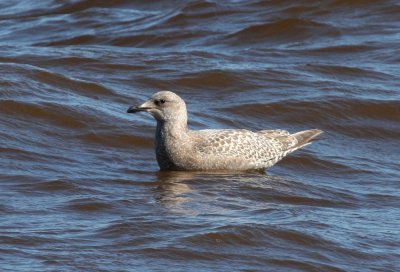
[292,129,324,149]
[310,129,324,137]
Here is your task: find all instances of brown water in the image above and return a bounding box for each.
[1,1,400,271]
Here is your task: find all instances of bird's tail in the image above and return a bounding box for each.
[291,129,323,150]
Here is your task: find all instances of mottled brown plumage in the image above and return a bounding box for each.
[127,91,323,171]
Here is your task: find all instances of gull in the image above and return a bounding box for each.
[127,91,322,171]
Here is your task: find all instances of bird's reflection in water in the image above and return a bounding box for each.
[151,170,290,215]
[153,171,198,214]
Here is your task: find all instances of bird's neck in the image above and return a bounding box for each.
[156,120,188,141]
[155,120,189,170]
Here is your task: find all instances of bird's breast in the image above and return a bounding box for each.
[155,129,194,170]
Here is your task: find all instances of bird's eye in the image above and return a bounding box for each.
[160,99,166,104]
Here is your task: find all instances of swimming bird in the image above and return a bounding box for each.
[127,91,322,171]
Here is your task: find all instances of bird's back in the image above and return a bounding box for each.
[188,128,322,170]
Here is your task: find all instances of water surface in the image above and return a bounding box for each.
[1,1,399,271]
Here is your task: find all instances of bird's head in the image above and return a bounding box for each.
[127,91,187,124]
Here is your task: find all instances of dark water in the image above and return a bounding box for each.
[1,1,400,271]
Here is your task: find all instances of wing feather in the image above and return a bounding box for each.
[191,129,293,167]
